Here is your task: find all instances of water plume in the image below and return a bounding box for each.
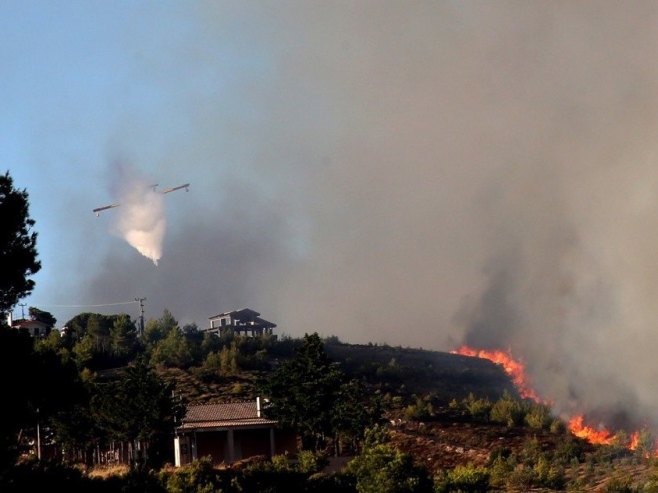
[114,179,166,265]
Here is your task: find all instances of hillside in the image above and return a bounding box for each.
[158,341,516,405]
[157,340,658,491]
[325,342,516,401]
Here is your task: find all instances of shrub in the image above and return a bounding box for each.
[533,455,565,490]
[347,443,433,493]
[238,457,307,492]
[519,438,542,465]
[163,456,216,493]
[603,476,638,493]
[488,456,515,488]
[462,393,492,422]
[435,464,490,493]
[489,393,524,427]
[296,450,326,474]
[505,465,537,490]
[524,403,552,430]
[306,472,357,493]
[642,478,658,493]
[550,417,567,435]
[553,436,585,465]
[404,396,434,421]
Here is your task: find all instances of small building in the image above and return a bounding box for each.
[10,318,50,337]
[174,398,296,466]
[205,308,276,337]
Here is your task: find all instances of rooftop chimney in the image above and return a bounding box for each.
[256,396,261,418]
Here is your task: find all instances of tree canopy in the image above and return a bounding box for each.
[261,333,346,450]
[29,307,56,328]
[0,172,40,316]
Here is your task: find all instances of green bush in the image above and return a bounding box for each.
[519,438,542,465]
[642,478,658,493]
[553,436,585,465]
[306,472,357,493]
[434,464,490,493]
[404,396,434,421]
[347,443,433,493]
[550,418,567,435]
[488,456,515,488]
[533,455,565,490]
[489,394,524,427]
[603,476,638,493]
[462,393,492,422]
[239,458,307,492]
[524,403,552,430]
[505,465,537,490]
[163,456,216,493]
[296,450,326,474]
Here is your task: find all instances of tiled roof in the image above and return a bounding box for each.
[180,401,277,430]
[179,418,277,430]
[185,402,257,422]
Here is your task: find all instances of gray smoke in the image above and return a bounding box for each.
[74,2,658,427]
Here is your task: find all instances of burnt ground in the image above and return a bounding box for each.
[386,411,658,491]
[388,412,578,473]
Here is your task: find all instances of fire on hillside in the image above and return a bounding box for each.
[451,345,657,455]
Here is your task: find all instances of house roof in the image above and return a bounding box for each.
[179,401,277,431]
[208,308,261,320]
[11,319,49,329]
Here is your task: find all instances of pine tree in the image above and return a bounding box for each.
[0,172,40,316]
[261,333,344,450]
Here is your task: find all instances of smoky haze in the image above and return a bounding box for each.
[78,2,658,427]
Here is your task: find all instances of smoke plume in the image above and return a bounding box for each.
[112,176,165,266]
[45,2,658,430]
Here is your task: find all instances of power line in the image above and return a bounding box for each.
[29,300,140,308]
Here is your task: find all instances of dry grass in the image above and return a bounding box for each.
[86,463,130,479]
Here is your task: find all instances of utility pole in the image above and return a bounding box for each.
[36,407,41,460]
[135,297,146,337]
[18,303,27,319]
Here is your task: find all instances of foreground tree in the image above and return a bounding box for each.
[110,313,138,360]
[0,172,41,472]
[0,172,40,316]
[92,359,182,467]
[261,333,344,450]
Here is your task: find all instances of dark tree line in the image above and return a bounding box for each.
[261,333,382,453]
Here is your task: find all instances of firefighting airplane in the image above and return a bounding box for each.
[93,183,190,216]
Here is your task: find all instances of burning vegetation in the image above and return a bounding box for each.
[452,345,658,456]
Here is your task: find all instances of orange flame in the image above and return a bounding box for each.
[568,415,614,445]
[629,431,640,451]
[452,344,656,453]
[451,345,541,402]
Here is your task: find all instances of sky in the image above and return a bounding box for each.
[5,1,658,427]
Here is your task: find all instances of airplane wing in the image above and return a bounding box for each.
[161,183,190,194]
[92,203,121,216]
[93,183,189,216]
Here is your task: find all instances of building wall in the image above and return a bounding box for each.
[179,427,298,467]
[238,428,271,458]
[274,429,298,456]
[196,431,227,465]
